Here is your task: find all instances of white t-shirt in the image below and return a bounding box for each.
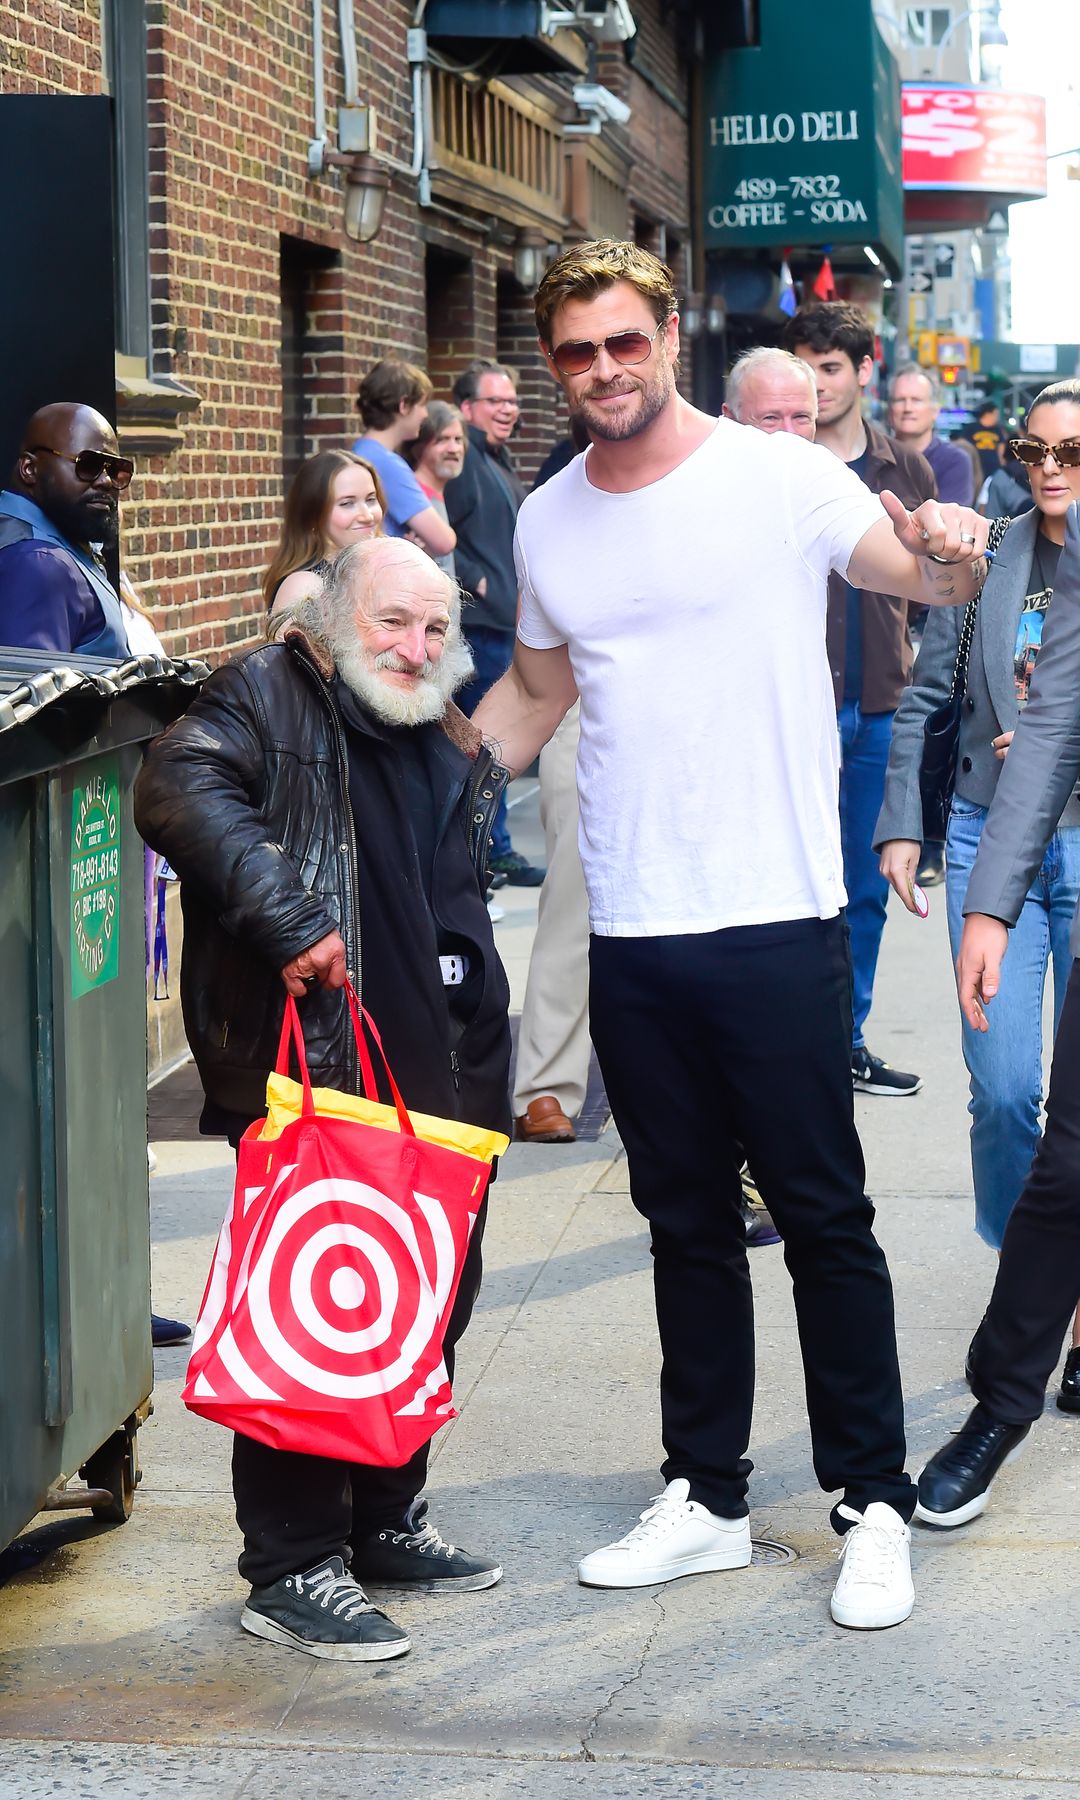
[514,417,885,937]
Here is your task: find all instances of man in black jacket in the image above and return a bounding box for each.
[135,537,512,1663]
[446,360,544,885]
[783,303,937,1097]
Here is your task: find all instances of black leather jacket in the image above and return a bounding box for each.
[134,629,509,1123]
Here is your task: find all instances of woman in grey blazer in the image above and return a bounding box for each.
[874,382,1080,1281]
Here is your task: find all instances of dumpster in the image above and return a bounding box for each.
[0,648,206,1547]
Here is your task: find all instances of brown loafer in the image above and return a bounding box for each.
[516,1096,576,1143]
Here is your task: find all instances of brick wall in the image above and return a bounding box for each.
[2,0,695,660]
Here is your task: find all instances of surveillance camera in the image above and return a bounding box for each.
[601,0,636,40]
[572,83,632,127]
[574,0,636,40]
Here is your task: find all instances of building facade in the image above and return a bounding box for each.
[1,0,696,660]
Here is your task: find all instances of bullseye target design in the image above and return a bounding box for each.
[227,1176,454,1403]
[183,1113,491,1465]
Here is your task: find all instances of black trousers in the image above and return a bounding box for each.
[973,958,1080,1425]
[589,915,915,1529]
[226,1115,488,1587]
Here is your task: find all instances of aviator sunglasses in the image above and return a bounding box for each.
[29,445,136,490]
[546,318,668,377]
[1008,436,1080,471]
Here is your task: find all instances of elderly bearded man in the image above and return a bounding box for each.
[135,537,511,1662]
[475,238,990,1633]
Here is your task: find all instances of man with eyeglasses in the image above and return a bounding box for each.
[0,402,134,658]
[474,237,991,1634]
[446,359,544,886]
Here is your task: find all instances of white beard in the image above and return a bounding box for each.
[335,635,474,728]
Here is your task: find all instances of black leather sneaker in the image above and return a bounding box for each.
[914,1405,1030,1529]
[851,1048,922,1097]
[241,1556,410,1661]
[488,850,546,887]
[352,1499,503,1592]
[1058,1345,1080,1414]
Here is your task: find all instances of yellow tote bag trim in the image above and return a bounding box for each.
[260,1072,509,1165]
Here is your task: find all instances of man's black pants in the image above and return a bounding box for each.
[973,957,1080,1424]
[589,915,915,1529]
[228,1108,488,1587]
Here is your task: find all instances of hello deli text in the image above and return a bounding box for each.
[707,111,868,230]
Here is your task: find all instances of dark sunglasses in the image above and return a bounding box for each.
[547,319,668,377]
[1008,436,1080,470]
[30,445,136,490]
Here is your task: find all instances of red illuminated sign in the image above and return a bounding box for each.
[902,85,1047,197]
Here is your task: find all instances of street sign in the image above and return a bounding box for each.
[937,336,969,368]
[910,270,932,293]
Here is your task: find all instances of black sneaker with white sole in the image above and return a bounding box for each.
[914,1405,1030,1528]
[241,1556,410,1661]
[351,1498,503,1592]
[851,1047,922,1097]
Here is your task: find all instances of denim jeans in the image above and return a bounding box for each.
[945,797,1080,1248]
[458,625,514,860]
[837,702,895,1050]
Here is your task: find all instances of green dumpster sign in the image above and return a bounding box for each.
[703,0,903,272]
[70,762,122,997]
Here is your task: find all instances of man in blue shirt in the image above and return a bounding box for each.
[0,402,133,657]
[889,368,976,507]
[352,360,456,561]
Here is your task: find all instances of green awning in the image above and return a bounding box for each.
[702,0,903,275]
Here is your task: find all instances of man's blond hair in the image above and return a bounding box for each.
[534,239,677,345]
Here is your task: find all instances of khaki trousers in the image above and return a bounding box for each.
[512,704,592,1119]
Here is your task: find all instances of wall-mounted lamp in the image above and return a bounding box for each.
[513,230,553,292]
[705,295,727,335]
[309,104,391,243]
[680,292,704,338]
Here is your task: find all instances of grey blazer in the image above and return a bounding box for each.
[873,506,1080,849]
[965,503,1080,953]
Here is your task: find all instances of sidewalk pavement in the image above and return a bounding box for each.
[1,786,1078,1798]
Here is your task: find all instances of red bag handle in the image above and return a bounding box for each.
[274,980,416,1139]
[343,979,416,1139]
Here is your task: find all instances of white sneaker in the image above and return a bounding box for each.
[577,1479,752,1588]
[830,1502,914,1629]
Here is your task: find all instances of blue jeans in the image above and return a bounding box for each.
[458,625,515,860]
[945,797,1080,1248]
[837,702,894,1050]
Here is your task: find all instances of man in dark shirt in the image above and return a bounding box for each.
[784,303,936,1098]
[963,400,1007,483]
[445,360,543,885]
[889,368,975,506]
[0,403,133,657]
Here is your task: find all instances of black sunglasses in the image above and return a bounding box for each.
[546,320,668,377]
[1008,436,1080,470]
[30,445,136,490]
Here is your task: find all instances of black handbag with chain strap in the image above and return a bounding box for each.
[919,516,1010,843]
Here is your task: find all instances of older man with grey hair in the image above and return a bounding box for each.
[135,535,512,1663]
[722,346,817,439]
[889,365,975,507]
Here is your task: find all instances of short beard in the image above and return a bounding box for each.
[335,635,474,728]
[46,491,119,551]
[576,356,675,443]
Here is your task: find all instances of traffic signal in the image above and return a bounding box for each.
[941,366,959,386]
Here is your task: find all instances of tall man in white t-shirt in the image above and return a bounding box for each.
[473,239,990,1633]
